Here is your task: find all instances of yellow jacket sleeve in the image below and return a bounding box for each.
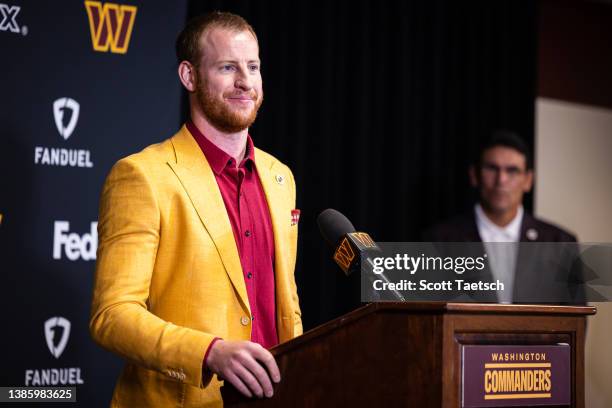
[90,157,214,388]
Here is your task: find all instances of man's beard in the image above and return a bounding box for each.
[195,74,263,133]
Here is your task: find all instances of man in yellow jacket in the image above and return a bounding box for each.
[90,12,302,407]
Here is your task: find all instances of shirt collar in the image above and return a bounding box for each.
[186,121,255,175]
[475,203,523,242]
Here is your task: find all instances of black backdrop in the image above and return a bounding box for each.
[0,1,536,405]
[186,0,537,327]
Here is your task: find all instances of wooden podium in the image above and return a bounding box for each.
[222,303,595,407]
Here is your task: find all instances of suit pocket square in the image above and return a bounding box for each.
[291,209,300,226]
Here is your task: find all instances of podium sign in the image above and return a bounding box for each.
[462,345,570,407]
[222,303,594,407]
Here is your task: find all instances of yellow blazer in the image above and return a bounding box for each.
[90,125,302,407]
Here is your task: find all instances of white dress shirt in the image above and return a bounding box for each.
[474,204,523,303]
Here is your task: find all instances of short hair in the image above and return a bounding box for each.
[477,129,533,170]
[175,11,257,66]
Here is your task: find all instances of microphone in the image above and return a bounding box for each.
[317,209,405,301]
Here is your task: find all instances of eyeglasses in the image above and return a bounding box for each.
[481,163,527,178]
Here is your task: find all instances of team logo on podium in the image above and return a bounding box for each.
[44,317,71,359]
[53,98,80,140]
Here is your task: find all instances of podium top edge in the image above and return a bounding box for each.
[270,302,595,356]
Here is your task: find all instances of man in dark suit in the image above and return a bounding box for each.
[424,131,581,303]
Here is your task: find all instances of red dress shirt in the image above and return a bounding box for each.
[187,122,278,349]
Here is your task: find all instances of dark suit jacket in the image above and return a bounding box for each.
[423,212,577,243]
[423,211,581,303]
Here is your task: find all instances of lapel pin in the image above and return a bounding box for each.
[275,174,285,185]
[526,228,538,241]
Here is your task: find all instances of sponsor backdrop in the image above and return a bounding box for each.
[0,1,187,405]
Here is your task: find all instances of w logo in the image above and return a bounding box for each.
[84,1,137,54]
[44,317,71,359]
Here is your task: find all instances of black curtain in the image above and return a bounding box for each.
[184,0,537,329]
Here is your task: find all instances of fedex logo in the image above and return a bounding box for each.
[0,3,24,34]
[53,221,97,261]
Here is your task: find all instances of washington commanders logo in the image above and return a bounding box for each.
[84,1,137,54]
[44,317,71,359]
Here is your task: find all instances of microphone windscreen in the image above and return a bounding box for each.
[317,209,356,247]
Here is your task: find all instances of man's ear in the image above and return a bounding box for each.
[523,169,534,193]
[469,165,479,188]
[178,61,197,92]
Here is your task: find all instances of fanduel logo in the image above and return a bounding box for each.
[53,98,80,140]
[24,316,84,386]
[33,97,94,168]
[34,147,93,168]
[84,1,137,54]
[53,221,97,261]
[44,317,71,359]
[0,3,27,35]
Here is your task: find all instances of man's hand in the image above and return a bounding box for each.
[206,340,280,398]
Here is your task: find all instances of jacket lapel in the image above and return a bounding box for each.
[167,126,250,314]
[255,153,285,257]
[255,149,294,340]
[514,213,536,301]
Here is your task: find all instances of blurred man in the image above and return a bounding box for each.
[424,130,577,302]
[90,12,302,407]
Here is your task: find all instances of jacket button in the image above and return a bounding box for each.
[241,316,250,326]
